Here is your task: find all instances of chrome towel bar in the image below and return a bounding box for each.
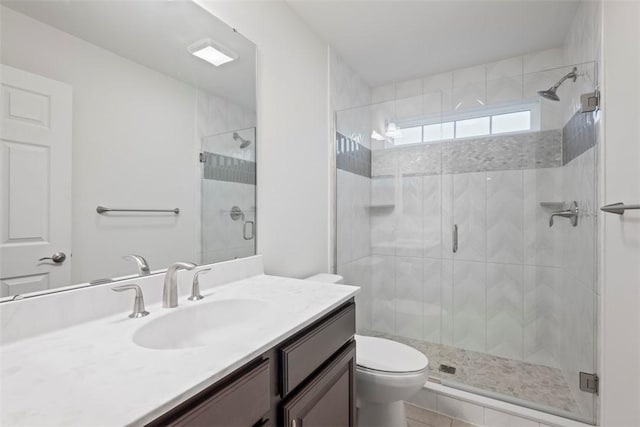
[600,202,640,215]
[96,206,180,214]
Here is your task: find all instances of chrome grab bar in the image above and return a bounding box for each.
[600,202,640,215]
[97,206,179,214]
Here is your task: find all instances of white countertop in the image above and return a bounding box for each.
[0,274,359,426]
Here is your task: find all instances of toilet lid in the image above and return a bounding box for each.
[355,335,428,373]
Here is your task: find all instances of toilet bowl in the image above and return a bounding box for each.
[305,273,429,427]
[355,335,429,427]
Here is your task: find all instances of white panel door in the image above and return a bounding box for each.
[0,65,72,297]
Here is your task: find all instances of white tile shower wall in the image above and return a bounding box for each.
[197,90,256,265]
[337,169,372,330]
[558,148,597,419]
[372,47,583,132]
[201,179,255,264]
[201,128,256,163]
[331,50,374,322]
[563,0,602,124]
[559,1,600,420]
[369,168,565,366]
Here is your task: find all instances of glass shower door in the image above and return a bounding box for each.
[438,62,598,424]
[200,127,256,264]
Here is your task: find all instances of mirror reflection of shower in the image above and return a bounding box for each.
[233,132,252,149]
[229,206,255,241]
[537,66,578,101]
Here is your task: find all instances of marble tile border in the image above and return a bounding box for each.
[562,110,596,165]
[371,130,563,177]
[443,129,562,173]
[336,132,371,178]
[202,152,256,185]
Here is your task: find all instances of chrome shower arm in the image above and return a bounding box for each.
[551,67,578,90]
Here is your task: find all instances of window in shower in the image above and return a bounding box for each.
[394,100,539,145]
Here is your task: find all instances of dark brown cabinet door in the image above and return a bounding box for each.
[280,303,355,398]
[282,341,356,427]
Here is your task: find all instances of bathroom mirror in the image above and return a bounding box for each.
[0,1,257,300]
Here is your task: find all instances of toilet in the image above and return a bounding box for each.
[305,274,430,427]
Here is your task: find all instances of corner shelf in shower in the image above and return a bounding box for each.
[539,202,566,210]
[368,204,395,209]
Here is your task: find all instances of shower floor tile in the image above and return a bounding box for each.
[362,330,580,415]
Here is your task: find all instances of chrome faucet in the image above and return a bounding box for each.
[163,262,197,308]
[112,284,149,318]
[549,201,579,227]
[123,254,150,276]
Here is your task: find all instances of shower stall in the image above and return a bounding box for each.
[335,59,598,423]
[201,126,257,264]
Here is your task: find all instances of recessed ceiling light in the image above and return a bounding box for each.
[188,39,238,67]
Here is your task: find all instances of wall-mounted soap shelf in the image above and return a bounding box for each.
[540,202,566,210]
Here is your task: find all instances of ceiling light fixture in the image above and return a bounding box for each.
[188,39,238,67]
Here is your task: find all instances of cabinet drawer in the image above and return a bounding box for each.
[280,303,355,397]
[282,341,356,427]
[169,359,270,427]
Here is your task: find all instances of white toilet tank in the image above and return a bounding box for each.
[305,273,344,284]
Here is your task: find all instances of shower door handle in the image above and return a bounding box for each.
[452,225,458,253]
[243,220,255,240]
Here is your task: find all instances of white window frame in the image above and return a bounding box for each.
[394,98,541,146]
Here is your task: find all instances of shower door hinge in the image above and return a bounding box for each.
[581,90,600,113]
[580,372,599,394]
[199,152,206,163]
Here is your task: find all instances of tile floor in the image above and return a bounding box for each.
[405,402,478,427]
[363,330,579,415]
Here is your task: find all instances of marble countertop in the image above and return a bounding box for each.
[0,275,359,426]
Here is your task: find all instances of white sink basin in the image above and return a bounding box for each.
[133,298,273,350]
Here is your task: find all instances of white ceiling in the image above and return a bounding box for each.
[287,0,580,87]
[2,0,256,109]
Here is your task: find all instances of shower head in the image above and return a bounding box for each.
[538,88,561,102]
[232,132,252,149]
[537,67,578,102]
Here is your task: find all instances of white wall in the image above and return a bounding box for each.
[600,1,640,426]
[1,7,257,284]
[196,1,331,278]
[1,7,199,283]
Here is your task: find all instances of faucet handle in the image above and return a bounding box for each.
[188,268,211,301]
[112,284,149,318]
[123,254,151,275]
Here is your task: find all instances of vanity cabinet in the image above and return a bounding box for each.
[147,300,355,427]
[281,341,356,427]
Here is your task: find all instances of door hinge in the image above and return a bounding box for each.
[199,152,206,163]
[581,90,600,113]
[580,372,599,394]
